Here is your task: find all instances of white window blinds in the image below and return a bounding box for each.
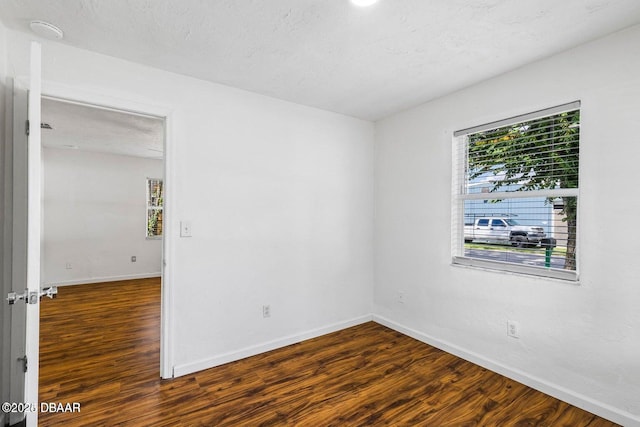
[452,101,580,281]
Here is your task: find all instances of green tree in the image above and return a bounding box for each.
[467,110,580,270]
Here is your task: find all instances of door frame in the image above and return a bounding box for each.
[30,79,175,379]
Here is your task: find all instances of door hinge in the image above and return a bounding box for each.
[26,119,30,136]
[18,355,27,373]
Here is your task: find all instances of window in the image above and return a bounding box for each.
[452,101,580,281]
[146,178,164,238]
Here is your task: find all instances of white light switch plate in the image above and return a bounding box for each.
[180,220,192,237]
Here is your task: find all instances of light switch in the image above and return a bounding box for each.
[180,220,192,237]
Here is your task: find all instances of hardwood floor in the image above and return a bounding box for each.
[39,278,618,426]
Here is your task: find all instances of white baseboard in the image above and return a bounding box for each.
[44,272,162,287]
[373,315,640,427]
[173,314,373,378]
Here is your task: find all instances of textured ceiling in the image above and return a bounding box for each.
[41,97,164,159]
[1,0,640,120]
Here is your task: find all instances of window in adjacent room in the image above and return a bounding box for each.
[146,178,164,238]
[452,101,580,281]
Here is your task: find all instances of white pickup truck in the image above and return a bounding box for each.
[464,216,546,247]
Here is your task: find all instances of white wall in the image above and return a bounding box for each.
[42,147,163,285]
[8,17,637,426]
[5,29,374,375]
[374,25,640,425]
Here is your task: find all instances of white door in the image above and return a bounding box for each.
[24,40,43,427]
[5,41,42,427]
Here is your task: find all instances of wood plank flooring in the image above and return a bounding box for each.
[39,278,618,426]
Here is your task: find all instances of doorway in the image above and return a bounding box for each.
[39,97,165,288]
[38,96,167,393]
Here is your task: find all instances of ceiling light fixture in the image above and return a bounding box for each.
[350,0,379,7]
[29,20,64,40]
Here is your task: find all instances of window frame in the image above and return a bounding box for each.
[451,101,581,282]
[146,177,164,239]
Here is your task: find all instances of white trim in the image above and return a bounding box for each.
[460,187,579,200]
[452,104,581,281]
[452,256,578,282]
[372,315,639,427]
[41,94,162,120]
[160,107,175,379]
[39,81,171,122]
[42,273,162,287]
[171,313,637,425]
[173,315,373,377]
[454,101,581,137]
[25,41,42,427]
[38,80,175,379]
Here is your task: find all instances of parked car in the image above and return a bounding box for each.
[464,216,546,247]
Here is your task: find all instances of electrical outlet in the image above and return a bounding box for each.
[507,320,520,339]
[131,256,137,262]
[262,305,271,318]
[398,291,405,304]
[65,262,72,269]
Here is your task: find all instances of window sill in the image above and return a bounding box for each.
[452,256,579,283]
